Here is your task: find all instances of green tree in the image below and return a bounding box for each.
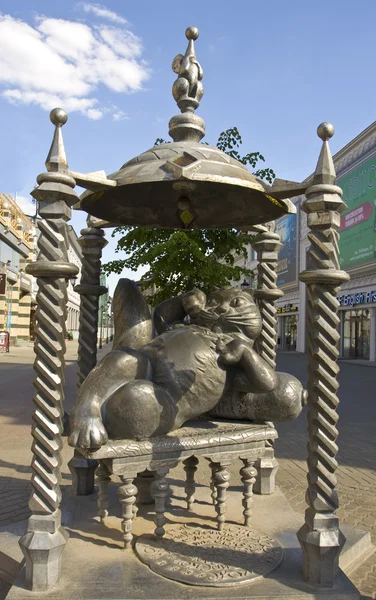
[103,128,275,306]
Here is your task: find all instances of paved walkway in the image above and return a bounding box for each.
[0,346,374,598]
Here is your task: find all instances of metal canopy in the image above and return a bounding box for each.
[79,141,296,229]
[76,27,303,229]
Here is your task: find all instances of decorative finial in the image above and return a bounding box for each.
[317,122,335,142]
[168,26,205,143]
[45,108,68,173]
[313,121,336,186]
[185,26,199,40]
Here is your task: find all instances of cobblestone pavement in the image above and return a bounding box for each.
[0,347,374,598]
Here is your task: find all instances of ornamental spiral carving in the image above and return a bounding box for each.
[252,225,282,370]
[76,227,107,390]
[29,215,70,514]
[305,225,342,514]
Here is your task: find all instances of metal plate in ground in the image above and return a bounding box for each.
[135,523,283,587]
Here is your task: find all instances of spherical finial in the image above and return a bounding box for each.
[50,107,68,127]
[185,26,199,41]
[317,122,334,141]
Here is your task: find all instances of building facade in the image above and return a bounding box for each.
[98,273,113,344]
[66,227,82,340]
[275,121,376,361]
[0,194,36,346]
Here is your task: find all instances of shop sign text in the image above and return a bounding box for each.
[338,291,376,306]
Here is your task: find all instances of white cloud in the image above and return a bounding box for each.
[87,108,103,120]
[113,110,128,121]
[3,89,98,113]
[98,26,142,58]
[79,3,128,25]
[0,12,149,119]
[14,195,36,216]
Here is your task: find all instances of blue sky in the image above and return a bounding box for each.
[1,1,375,293]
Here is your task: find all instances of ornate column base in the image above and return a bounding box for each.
[68,451,97,496]
[254,446,278,495]
[297,519,345,587]
[19,511,68,591]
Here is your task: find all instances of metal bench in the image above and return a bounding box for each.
[77,419,278,548]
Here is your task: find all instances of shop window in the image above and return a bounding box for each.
[284,315,297,351]
[343,309,370,360]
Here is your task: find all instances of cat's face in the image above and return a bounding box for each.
[188,288,262,340]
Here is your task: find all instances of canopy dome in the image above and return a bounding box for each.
[78,26,296,229]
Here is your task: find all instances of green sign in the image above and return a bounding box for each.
[337,154,376,269]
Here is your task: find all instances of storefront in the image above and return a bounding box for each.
[338,290,376,360]
[277,305,299,351]
[341,309,370,359]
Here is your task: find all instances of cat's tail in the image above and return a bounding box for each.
[112,278,153,350]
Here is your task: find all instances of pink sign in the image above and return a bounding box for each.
[340,202,373,231]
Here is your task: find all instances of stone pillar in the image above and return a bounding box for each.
[251,223,282,494]
[297,123,349,587]
[19,109,79,591]
[68,221,107,495]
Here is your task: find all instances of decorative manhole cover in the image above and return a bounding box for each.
[135,523,283,587]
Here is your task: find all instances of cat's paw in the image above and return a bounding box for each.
[68,415,108,450]
[216,338,244,365]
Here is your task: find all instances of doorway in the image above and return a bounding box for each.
[343,309,370,360]
[284,314,298,351]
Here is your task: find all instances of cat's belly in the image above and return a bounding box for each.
[146,328,227,420]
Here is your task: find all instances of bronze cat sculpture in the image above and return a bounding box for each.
[69,279,306,450]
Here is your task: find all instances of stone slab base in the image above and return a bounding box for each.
[5,479,366,600]
[0,531,25,585]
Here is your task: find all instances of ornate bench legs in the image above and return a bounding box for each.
[209,463,218,506]
[183,456,199,510]
[96,461,111,522]
[239,458,257,527]
[151,468,170,539]
[209,460,230,531]
[118,473,138,549]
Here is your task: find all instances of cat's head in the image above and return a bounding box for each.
[183,287,262,340]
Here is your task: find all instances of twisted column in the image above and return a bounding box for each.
[19,109,79,591]
[297,123,349,587]
[68,221,107,496]
[252,223,283,369]
[75,222,107,390]
[251,224,282,494]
